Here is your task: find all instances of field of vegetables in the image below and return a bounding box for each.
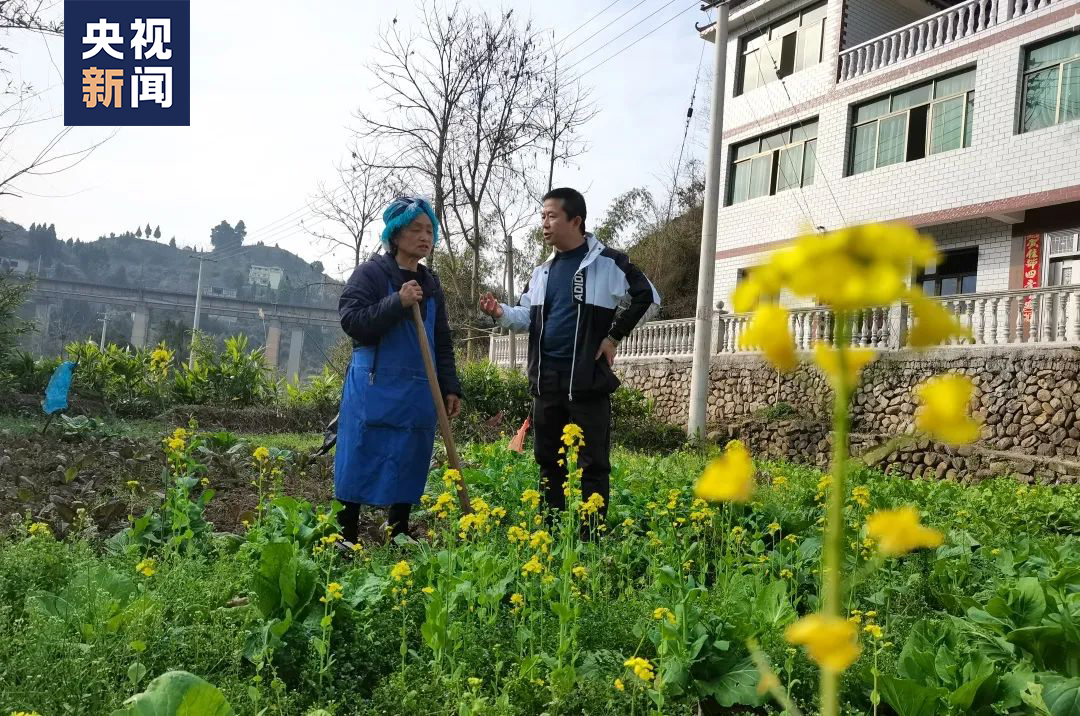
[0,416,1077,716]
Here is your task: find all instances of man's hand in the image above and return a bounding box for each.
[595,337,618,367]
[399,280,424,308]
[445,394,462,419]
[479,292,503,319]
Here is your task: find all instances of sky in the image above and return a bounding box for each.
[2,0,712,279]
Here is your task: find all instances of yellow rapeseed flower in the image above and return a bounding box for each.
[739,304,796,373]
[851,486,871,508]
[785,613,862,673]
[866,507,944,556]
[252,446,270,462]
[652,607,676,624]
[906,293,971,348]
[135,558,156,577]
[864,624,883,639]
[767,522,781,534]
[733,223,937,314]
[813,344,876,389]
[694,440,754,503]
[780,568,794,579]
[561,423,584,447]
[624,656,655,683]
[614,678,625,691]
[915,374,981,444]
[510,593,524,607]
[320,582,344,603]
[572,565,588,579]
[422,586,435,595]
[772,475,788,487]
[521,555,544,576]
[390,560,412,581]
[529,530,552,553]
[27,522,51,538]
[520,489,541,509]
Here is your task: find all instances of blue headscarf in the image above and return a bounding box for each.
[380,196,440,252]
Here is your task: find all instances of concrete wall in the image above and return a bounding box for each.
[615,347,1080,483]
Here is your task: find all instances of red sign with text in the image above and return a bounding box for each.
[1022,233,1041,321]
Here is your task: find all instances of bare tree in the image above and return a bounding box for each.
[455,9,547,358]
[536,35,598,195]
[305,145,394,270]
[353,3,476,248]
[0,2,111,198]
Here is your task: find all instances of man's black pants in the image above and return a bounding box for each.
[533,367,612,528]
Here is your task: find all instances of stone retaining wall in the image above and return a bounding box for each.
[615,348,1080,484]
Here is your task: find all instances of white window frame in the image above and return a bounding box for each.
[728,121,818,205]
[736,1,826,96]
[1020,32,1080,132]
[849,70,975,176]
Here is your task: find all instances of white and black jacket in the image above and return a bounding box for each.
[498,234,660,398]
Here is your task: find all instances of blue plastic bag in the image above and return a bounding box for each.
[42,361,76,415]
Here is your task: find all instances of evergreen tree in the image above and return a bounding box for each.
[136,226,143,238]
[153,225,161,239]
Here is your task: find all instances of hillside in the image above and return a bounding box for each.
[0,218,338,307]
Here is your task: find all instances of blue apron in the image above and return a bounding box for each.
[334,289,438,506]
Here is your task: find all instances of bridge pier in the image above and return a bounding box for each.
[265,319,282,369]
[34,302,52,355]
[286,327,304,382]
[130,304,149,349]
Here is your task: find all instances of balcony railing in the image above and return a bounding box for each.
[838,0,1057,82]
[487,285,1080,367]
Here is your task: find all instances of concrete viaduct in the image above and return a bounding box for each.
[23,277,340,380]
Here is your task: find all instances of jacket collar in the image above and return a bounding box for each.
[373,252,435,291]
[542,233,604,271]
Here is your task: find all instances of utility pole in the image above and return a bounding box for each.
[688,1,730,440]
[189,254,217,368]
[506,231,517,369]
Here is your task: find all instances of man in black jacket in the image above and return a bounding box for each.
[480,188,659,531]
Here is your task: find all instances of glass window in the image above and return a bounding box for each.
[1026,32,1080,71]
[761,129,791,151]
[851,122,878,175]
[850,69,975,174]
[748,154,773,200]
[855,96,890,123]
[802,139,817,186]
[891,83,932,112]
[929,95,965,154]
[734,140,760,161]
[876,114,907,167]
[1063,59,1080,123]
[934,70,975,98]
[737,2,825,94]
[917,248,978,296]
[727,118,820,205]
[1022,31,1080,131]
[731,161,751,204]
[964,92,974,147]
[776,143,804,192]
[1022,66,1060,132]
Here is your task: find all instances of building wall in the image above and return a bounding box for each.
[710,0,1080,307]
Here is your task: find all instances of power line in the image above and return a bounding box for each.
[561,0,653,59]
[666,11,709,223]
[554,0,625,49]
[567,0,693,74]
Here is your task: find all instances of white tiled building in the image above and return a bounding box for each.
[702,0,1080,313]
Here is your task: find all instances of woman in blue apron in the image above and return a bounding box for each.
[334,196,462,542]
